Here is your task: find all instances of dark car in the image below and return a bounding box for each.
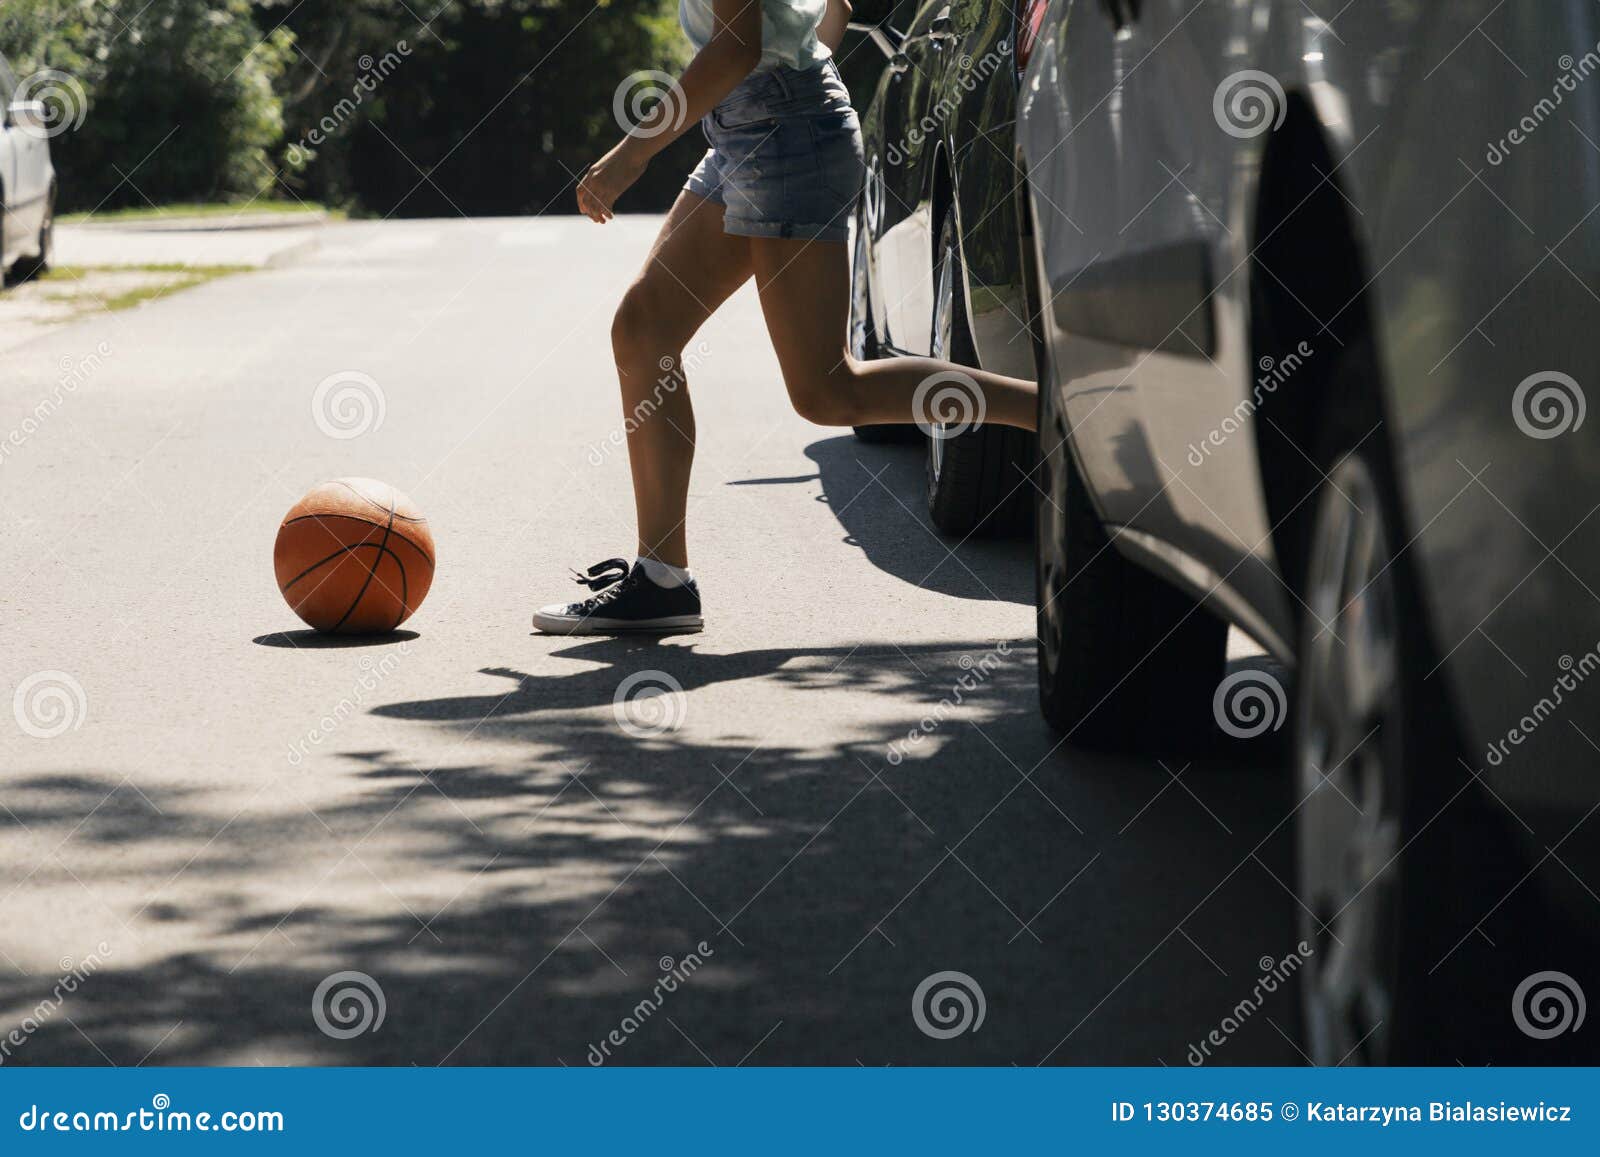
[1019,0,1600,1063]
[846,1,1045,537]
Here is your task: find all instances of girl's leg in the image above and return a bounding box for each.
[747,237,1037,432]
[612,191,752,567]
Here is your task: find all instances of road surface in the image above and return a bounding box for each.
[0,216,1303,1066]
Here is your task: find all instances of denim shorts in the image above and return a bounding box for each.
[685,59,864,244]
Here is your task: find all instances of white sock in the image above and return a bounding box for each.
[637,557,693,588]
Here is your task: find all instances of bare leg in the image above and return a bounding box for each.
[611,191,752,567]
[748,237,1037,432]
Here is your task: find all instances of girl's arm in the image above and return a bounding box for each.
[577,0,762,222]
[820,0,853,53]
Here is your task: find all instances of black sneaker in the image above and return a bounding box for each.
[533,557,703,635]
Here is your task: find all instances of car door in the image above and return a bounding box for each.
[0,54,52,253]
[872,1,959,354]
[945,0,1031,379]
[0,53,19,265]
[1035,0,1273,607]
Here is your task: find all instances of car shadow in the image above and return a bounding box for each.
[801,434,1032,606]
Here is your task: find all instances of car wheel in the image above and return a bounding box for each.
[11,185,55,283]
[1294,449,1410,1064]
[1035,371,1226,749]
[925,207,1033,537]
[850,208,919,446]
[1293,429,1533,1064]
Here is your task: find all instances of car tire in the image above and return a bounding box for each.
[1293,381,1535,1065]
[849,208,920,446]
[925,208,1033,537]
[10,185,55,283]
[1035,371,1226,750]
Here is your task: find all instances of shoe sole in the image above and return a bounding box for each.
[532,612,704,636]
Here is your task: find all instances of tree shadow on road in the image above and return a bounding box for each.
[0,635,1314,1068]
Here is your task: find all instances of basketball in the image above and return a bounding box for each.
[273,477,436,634]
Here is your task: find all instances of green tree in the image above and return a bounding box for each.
[1,0,292,211]
[256,0,696,216]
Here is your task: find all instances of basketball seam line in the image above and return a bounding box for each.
[282,543,411,634]
[285,541,405,593]
[332,501,399,633]
[280,513,435,567]
[283,538,385,593]
[333,479,428,523]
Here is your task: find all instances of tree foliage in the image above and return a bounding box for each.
[1,0,291,211]
[1,0,877,216]
[257,0,696,216]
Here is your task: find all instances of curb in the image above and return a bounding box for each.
[62,210,330,234]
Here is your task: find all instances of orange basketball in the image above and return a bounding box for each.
[273,477,435,634]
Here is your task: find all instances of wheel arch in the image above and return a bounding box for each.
[1248,92,1381,617]
[928,140,980,361]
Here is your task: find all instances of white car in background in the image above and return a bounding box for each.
[0,51,57,282]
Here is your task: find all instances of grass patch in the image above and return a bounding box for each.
[59,201,337,225]
[39,264,256,313]
[45,263,256,278]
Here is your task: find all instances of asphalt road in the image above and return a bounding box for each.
[0,216,1303,1066]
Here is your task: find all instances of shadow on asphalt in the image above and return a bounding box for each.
[252,629,422,649]
[6,643,1314,1067]
[802,434,1033,607]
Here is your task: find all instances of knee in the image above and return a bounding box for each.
[611,283,672,368]
[785,361,861,427]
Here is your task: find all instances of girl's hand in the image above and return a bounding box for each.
[576,141,649,223]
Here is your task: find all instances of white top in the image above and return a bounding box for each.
[679,0,830,72]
